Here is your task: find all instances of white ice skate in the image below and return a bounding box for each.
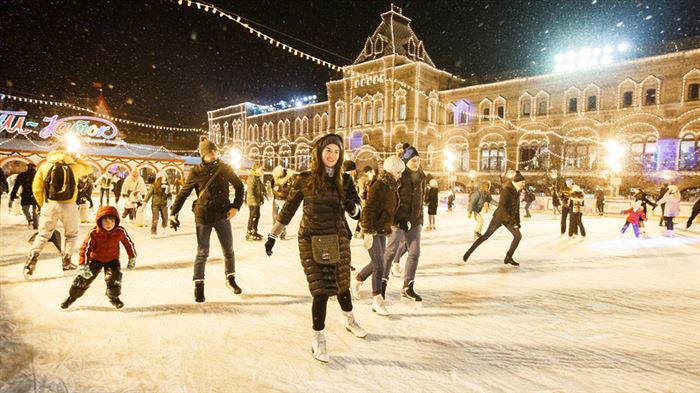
[311,330,329,363]
[372,294,389,316]
[350,276,363,300]
[342,311,367,338]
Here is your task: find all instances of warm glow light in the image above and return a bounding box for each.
[65,133,81,153]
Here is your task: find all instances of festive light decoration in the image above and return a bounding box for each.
[0,93,205,133]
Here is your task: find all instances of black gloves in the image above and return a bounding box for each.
[265,234,277,256]
[397,217,409,231]
[169,215,180,231]
[343,199,360,219]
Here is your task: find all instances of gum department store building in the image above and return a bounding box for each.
[207,8,700,193]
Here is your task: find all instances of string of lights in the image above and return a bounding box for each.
[0,93,206,133]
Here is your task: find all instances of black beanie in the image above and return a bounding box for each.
[401,143,419,163]
[513,171,525,182]
[342,160,357,172]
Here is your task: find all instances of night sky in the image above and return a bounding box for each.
[2,0,699,129]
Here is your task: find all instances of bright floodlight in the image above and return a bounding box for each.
[554,53,564,63]
[592,47,601,56]
[578,48,591,59]
[617,42,628,52]
[603,45,613,54]
[566,51,576,61]
[65,133,81,153]
[601,55,613,65]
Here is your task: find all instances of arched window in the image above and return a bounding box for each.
[622,91,634,107]
[279,145,291,168]
[375,104,383,123]
[564,142,598,170]
[296,144,310,171]
[337,108,345,128]
[263,148,275,171]
[518,142,549,171]
[679,134,699,171]
[479,144,505,172]
[628,137,657,171]
[688,83,700,101]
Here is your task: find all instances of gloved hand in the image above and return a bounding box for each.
[264,234,277,256]
[169,215,180,231]
[397,217,409,231]
[343,200,360,219]
[78,264,93,279]
[127,258,136,270]
[362,233,374,250]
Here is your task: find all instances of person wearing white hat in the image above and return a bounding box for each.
[656,185,681,236]
[352,155,405,316]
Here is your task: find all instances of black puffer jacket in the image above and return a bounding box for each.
[493,182,521,226]
[395,169,426,227]
[171,159,244,224]
[277,172,361,296]
[10,168,37,206]
[362,174,400,235]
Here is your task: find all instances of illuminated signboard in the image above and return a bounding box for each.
[0,110,118,139]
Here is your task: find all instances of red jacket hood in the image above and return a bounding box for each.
[95,206,121,229]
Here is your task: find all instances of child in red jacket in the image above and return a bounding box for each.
[61,206,137,309]
[620,201,646,238]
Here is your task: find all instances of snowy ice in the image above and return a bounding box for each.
[1,198,699,392]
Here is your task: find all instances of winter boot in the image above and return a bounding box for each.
[62,254,77,271]
[350,275,363,300]
[381,278,388,299]
[60,296,76,309]
[372,294,389,316]
[109,297,124,309]
[253,232,264,240]
[504,257,520,266]
[194,280,205,303]
[401,280,422,302]
[23,252,39,280]
[391,262,402,278]
[225,273,242,295]
[311,330,329,362]
[342,311,367,338]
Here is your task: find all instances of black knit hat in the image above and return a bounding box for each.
[342,160,357,172]
[513,171,525,182]
[401,143,419,163]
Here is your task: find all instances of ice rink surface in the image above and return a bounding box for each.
[1,199,699,392]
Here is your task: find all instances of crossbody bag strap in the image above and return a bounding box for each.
[197,165,224,200]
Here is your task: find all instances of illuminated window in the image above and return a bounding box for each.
[376,104,383,123]
[537,100,547,115]
[679,134,699,170]
[587,95,597,111]
[522,102,531,116]
[365,106,372,124]
[398,103,406,121]
[337,108,345,128]
[645,89,656,105]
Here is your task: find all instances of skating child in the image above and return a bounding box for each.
[60,206,137,310]
[122,189,143,221]
[426,179,439,230]
[568,185,586,237]
[620,201,646,238]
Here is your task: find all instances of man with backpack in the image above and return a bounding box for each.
[25,146,93,279]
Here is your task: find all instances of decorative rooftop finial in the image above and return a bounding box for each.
[390,3,402,14]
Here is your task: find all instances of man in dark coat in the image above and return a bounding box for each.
[463,171,527,266]
[382,143,426,301]
[170,136,244,303]
[10,164,38,229]
[594,186,605,216]
[687,197,700,229]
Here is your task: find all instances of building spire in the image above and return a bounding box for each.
[390,3,402,14]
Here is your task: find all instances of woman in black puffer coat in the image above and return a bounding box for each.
[264,133,365,363]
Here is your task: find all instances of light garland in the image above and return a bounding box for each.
[0,93,206,133]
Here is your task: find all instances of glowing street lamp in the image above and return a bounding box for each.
[229,149,242,170]
[65,132,81,153]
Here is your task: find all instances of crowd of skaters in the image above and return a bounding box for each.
[2,132,700,364]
